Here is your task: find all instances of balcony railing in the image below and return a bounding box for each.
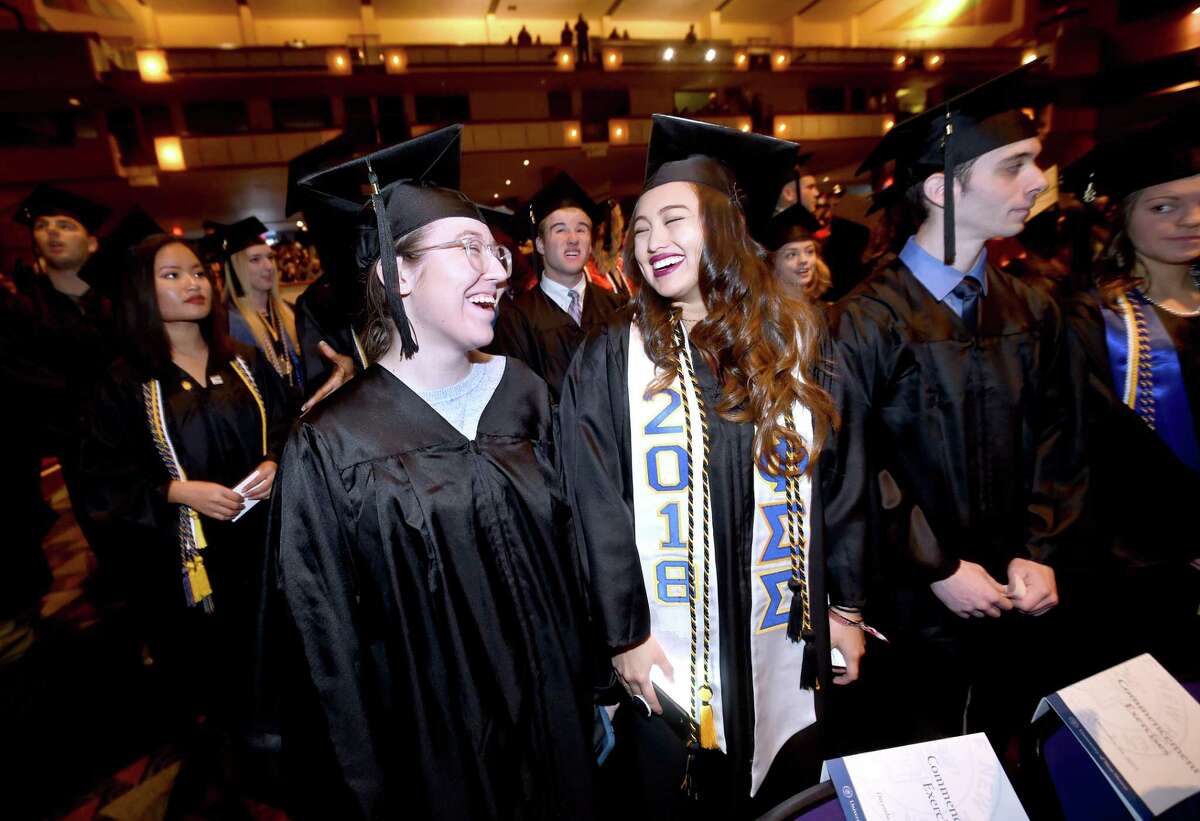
[104,42,1025,78]
[174,128,342,169]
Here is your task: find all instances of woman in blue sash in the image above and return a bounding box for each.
[559,115,869,818]
[1065,113,1199,681]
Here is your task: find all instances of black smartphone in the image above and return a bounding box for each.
[652,684,696,743]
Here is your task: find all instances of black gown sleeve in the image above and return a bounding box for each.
[269,421,384,820]
[77,371,174,538]
[557,325,650,654]
[1023,296,1085,565]
[821,302,897,608]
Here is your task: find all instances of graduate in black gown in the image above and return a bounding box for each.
[1062,113,1200,681]
[260,125,594,820]
[7,186,117,558]
[824,63,1085,748]
[285,131,370,410]
[10,185,115,453]
[486,172,626,400]
[559,115,865,819]
[758,203,831,303]
[78,234,287,812]
[220,217,306,400]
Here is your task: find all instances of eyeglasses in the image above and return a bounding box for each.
[406,236,512,276]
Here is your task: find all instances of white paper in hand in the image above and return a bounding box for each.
[1006,573,1026,600]
[230,471,261,523]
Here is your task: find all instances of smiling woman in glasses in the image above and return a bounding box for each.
[257,126,595,821]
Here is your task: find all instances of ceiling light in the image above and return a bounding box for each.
[704,48,716,62]
[523,159,530,167]
[505,179,511,186]
[662,47,675,61]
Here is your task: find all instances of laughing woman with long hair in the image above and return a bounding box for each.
[559,116,865,818]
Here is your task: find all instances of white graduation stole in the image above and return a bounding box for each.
[627,324,816,796]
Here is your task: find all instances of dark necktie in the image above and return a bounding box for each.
[567,289,582,325]
[952,276,981,333]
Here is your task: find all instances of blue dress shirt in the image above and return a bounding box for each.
[898,236,989,319]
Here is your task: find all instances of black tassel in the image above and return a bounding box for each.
[786,577,805,643]
[942,109,956,266]
[680,741,700,800]
[366,162,419,359]
[799,639,817,691]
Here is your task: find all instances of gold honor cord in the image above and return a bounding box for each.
[143,380,214,612]
[673,318,716,802]
[1117,294,1158,429]
[229,356,269,454]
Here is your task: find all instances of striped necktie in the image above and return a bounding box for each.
[568,288,582,325]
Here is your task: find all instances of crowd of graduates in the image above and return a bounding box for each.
[0,59,1196,820]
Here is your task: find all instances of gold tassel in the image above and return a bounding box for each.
[190,509,208,549]
[187,556,213,602]
[698,685,716,749]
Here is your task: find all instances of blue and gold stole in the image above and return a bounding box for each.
[142,356,267,611]
[1103,292,1200,472]
[627,323,816,797]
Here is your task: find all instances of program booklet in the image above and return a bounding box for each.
[823,732,1029,820]
[1033,653,1200,819]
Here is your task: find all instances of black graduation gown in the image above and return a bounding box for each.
[821,255,1084,743]
[486,280,627,400]
[20,276,118,454]
[1062,291,1199,679]
[823,256,1083,608]
[77,345,288,715]
[261,360,594,821]
[558,322,836,814]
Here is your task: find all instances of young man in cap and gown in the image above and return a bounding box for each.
[487,172,627,401]
[821,62,1086,748]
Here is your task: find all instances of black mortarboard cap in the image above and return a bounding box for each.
[1064,111,1199,205]
[79,206,166,298]
[523,172,603,241]
[643,114,799,236]
[14,184,110,234]
[286,130,376,320]
[220,216,270,255]
[298,124,484,358]
[285,126,375,218]
[478,205,517,242]
[215,216,270,299]
[857,60,1044,264]
[758,203,822,252]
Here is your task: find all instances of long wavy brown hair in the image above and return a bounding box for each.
[625,183,837,475]
[1094,192,1146,308]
